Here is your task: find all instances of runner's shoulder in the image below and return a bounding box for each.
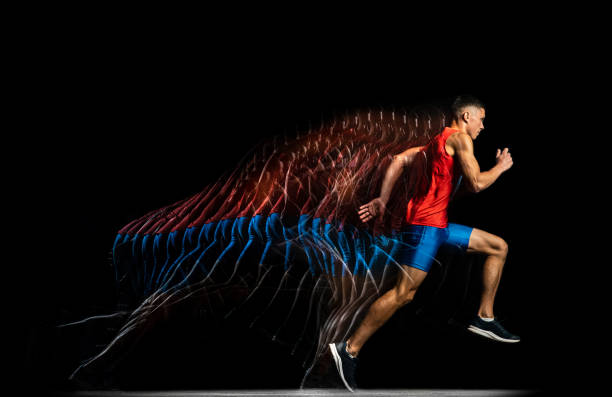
[447,131,473,150]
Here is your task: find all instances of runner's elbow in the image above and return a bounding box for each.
[391,155,406,167]
[467,180,481,193]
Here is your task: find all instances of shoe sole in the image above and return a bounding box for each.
[329,343,355,392]
[467,325,520,343]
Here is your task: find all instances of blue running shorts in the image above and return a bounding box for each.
[394,223,473,273]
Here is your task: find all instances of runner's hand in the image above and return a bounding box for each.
[358,197,386,223]
[495,148,513,172]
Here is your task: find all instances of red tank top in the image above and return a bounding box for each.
[405,127,461,228]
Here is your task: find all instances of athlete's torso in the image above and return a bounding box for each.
[405,127,461,228]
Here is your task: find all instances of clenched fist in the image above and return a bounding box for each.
[496,148,513,172]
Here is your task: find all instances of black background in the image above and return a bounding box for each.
[20,17,598,396]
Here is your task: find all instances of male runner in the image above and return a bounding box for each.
[329,96,519,392]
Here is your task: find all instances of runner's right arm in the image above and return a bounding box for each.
[381,146,424,204]
[358,146,424,223]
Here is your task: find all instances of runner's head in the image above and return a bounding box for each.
[451,95,486,139]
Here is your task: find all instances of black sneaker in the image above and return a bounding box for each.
[467,316,521,343]
[329,341,358,392]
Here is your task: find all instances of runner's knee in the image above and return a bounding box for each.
[492,237,508,259]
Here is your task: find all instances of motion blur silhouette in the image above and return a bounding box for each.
[66,105,454,388]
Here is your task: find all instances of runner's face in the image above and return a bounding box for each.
[466,107,485,139]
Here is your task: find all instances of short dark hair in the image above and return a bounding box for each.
[451,95,485,121]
